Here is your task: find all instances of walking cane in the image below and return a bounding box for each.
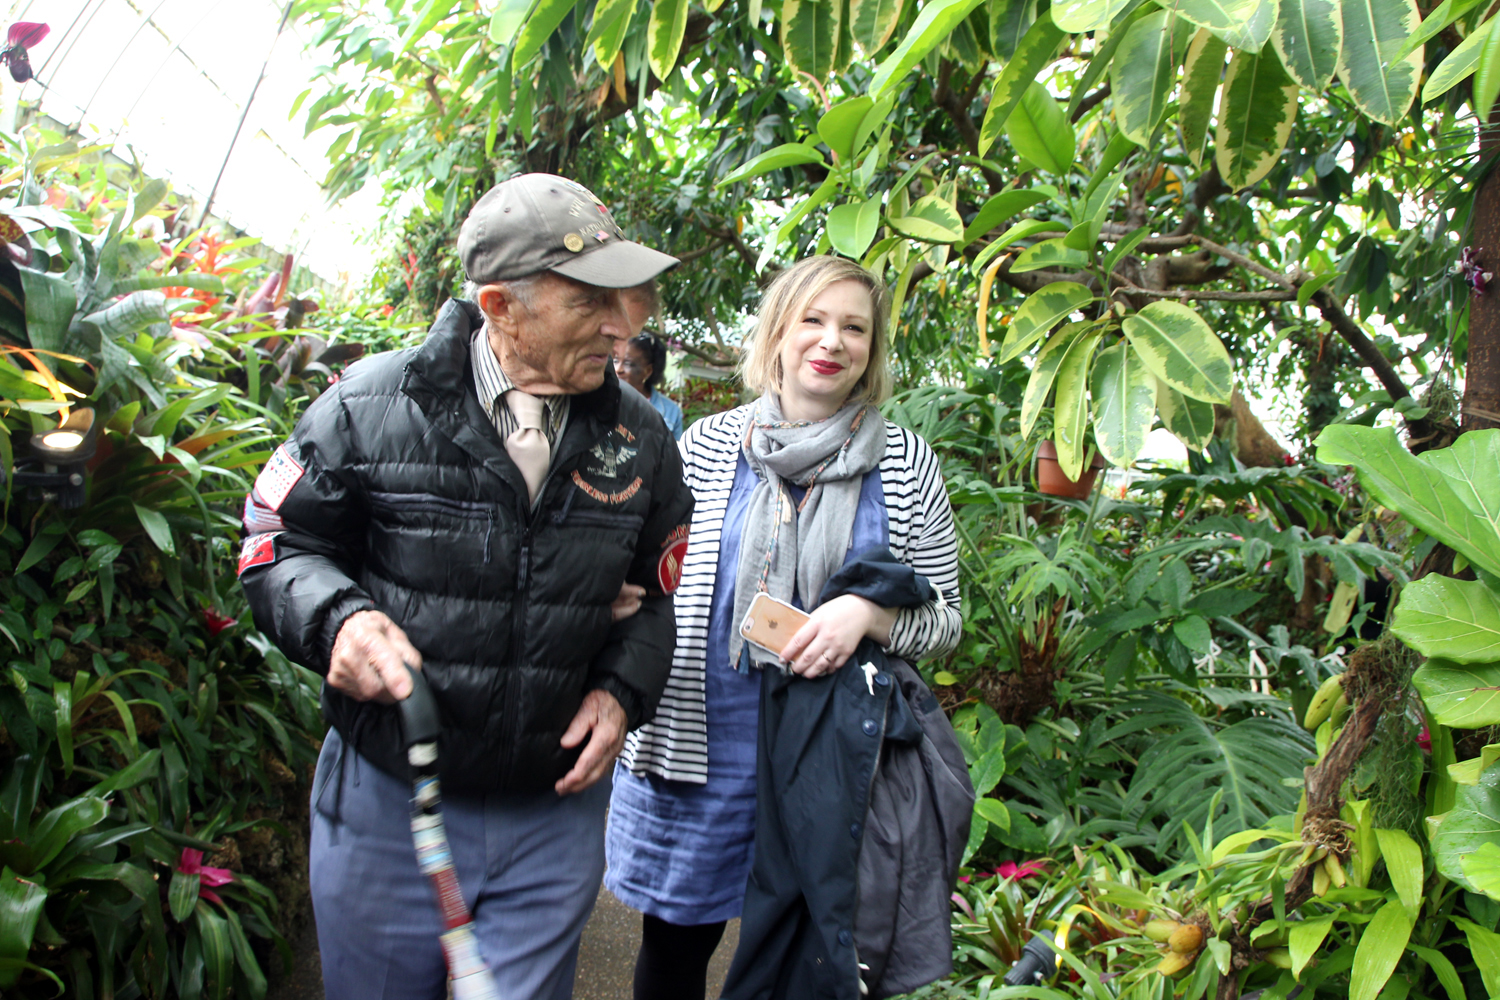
[400,663,503,1000]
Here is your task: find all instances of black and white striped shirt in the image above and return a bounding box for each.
[620,403,963,783]
[470,327,569,447]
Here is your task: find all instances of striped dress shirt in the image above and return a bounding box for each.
[619,403,963,784]
[470,327,569,447]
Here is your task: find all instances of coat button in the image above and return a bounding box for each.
[875,673,890,687]
[849,822,862,839]
[861,719,878,736]
[838,929,852,948]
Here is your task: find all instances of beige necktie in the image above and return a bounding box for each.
[504,389,550,504]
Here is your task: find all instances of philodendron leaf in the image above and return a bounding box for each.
[1391,575,1500,664]
[1052,327,1105,479]
[1111,11,1185,144]
[1000,281,1093,363]
[1120,301,1234,404]
[1179,28,1228,168]
[827,198,882,258]
[1214,47,1299,190]
[889,192,963,243]
[1422,428,1500,532]
[1005,82,1075,175]
[1433,766,1500,892]
[1462,840,1500,901]
[1021,322,1087,438]
[1314,426,1500,579]
[1156,377,1215,451]
[1349,900,1414,1000]
[1337,0,1422,125]
[1162,0,1275,51]
[1090,340,1155,467]
[1272,0,1342,89]
[1414,659,1500,728]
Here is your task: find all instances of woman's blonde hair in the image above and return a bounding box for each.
[739,255,893,407]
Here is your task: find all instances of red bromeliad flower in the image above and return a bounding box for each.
[997,859,1048,881]
[1417,725,1432,753]
[202,608,238,637]
[177,848,235,905]
[2,22,49,83]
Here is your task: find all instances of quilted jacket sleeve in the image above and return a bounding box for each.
[584,425,695,729]
[237,386,377,675]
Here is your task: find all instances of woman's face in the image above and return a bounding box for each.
[776,280,874,420]
[613,341,653,395]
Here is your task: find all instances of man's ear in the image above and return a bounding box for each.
[476,283,520,333]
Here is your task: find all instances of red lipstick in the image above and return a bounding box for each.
[809,360,844,375]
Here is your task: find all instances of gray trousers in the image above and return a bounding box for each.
[310,729,609,1000]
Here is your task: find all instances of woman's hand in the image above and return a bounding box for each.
[780,595,897,678]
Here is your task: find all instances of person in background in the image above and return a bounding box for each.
[603,255,962,1000]
[615,281,685,438]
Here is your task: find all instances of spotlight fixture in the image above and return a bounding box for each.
[1,408,97,509]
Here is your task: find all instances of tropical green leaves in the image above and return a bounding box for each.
[888,192,964,242]
[1111,12,1186,144]
[1053,326,1105,478]
[1005,82,1075,174]
[1415,660,1500,728]
[1121,301,1235,404]
[869,0,986,96]
[649,0,693,79]
[1215,48,1299,190]
[1272,0,1343,89]
[1337,0,1423,125]
[1090,341,1155,467]
[512,0,578,68]
[1000,281,1092,363]
[1157,378,1216,451]
[1392,576,1500,664]
[1349,900,1414,1000]
[977,13,1066,155]
[1180,29,1228,167]
[827,198,882,256]
[850,0,904,53]
[585,0,637,67]
[1162,0,1276,52]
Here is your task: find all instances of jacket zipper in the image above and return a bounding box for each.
[853,670,890,995]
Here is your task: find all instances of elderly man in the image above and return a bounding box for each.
[238,174,692,999]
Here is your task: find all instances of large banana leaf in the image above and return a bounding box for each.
[1314,426,1500,579]
[1392,575,1500,665]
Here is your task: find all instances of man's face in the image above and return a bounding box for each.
[490,274,631,394]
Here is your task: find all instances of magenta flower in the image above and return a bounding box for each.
[177,848,235,905]
[1417,726,1431,753]
[997,859,1048,881]
[202,608,238,637]
[2,22,49,82]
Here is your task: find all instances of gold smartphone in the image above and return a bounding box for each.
[739,592,810,657]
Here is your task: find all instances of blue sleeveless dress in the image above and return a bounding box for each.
[604,453,888,925]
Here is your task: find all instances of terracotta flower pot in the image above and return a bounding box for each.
[1036,439,1105,499]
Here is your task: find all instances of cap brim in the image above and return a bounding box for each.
[548,239,680,288]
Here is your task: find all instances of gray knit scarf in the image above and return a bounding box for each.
[729,393,886,670]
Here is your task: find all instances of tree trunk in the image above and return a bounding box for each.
[1466,117,1500,432]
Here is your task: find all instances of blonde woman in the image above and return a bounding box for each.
[604,255,961,1000]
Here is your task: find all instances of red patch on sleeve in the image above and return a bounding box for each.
[657,534,689,594]
[237,532,281,575]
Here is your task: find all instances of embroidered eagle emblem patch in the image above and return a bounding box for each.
[587,439,638,478]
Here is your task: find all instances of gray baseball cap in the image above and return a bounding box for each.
[458,174,679,288]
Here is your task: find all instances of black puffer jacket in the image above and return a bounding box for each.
[238,299,694,795]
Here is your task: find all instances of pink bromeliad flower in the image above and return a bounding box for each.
[997,859,1048,881]
[177,848,235,905]
[202,608,238,637]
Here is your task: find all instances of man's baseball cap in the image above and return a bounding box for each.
[458,174,679,288]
